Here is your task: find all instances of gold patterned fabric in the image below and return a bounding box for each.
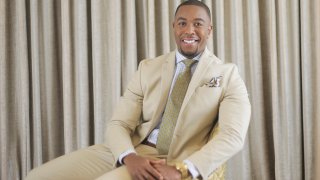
[207,164,226,180]
[156,59,196,155]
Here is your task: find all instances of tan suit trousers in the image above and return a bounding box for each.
[26,144,159,180]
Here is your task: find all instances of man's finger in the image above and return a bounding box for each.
[146,165,163,180]
[150,159,166,165]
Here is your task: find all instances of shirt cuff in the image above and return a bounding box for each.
[183,160,200,179]
[118,149,136,165]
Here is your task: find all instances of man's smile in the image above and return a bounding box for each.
[181,37,199,46]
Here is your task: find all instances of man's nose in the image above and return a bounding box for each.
[185,24,195,34]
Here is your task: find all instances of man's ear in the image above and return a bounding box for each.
[208,25,213,36]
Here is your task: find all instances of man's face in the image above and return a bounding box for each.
[173,5,212,58]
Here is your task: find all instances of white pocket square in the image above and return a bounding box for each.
[205,76,222,87]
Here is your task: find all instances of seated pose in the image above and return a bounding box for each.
[26,0,251,179]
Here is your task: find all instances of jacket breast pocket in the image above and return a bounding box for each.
[194,86,223,106]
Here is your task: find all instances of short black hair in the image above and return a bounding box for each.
[175,0,211,20]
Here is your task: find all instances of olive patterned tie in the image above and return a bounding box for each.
[156,59,196,154]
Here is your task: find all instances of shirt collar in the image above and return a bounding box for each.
[175,49,204,64]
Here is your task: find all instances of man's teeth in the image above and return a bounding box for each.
[183,40,196,44]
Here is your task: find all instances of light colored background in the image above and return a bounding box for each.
[0,0,319,179]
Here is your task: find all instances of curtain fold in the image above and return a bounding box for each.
[0,0,319,179]
[300,0,320,179]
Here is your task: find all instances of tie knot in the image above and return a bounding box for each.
[182,59,196,68]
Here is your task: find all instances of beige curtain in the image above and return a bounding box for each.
[0,0,319,179]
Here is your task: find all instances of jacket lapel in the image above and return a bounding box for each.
[179,49,215,112]
[151,52,176,125]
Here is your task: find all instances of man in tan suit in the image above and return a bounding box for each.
[26,1,250,180]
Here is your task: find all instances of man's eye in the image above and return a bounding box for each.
[195,23,203,27]
[178,22,186,26]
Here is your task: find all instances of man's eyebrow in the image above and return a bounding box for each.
[176,17,187,21]
[194,18,205,22]
[176,17,205,22]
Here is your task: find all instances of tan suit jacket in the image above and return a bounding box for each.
[105,49,251,179]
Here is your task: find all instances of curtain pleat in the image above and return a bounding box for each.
[0,0,30,179]
[301,0,320,179]
[91,0,123,144]
[0,0,319,180]
[272,0,303,179]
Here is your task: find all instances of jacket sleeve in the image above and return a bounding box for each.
[186,65,251,179]
[104,60,145,163]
